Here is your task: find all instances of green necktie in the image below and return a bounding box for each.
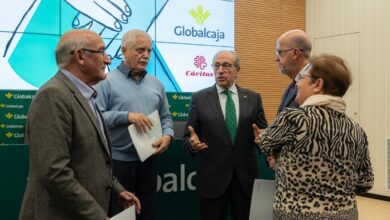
[223,90,237,142]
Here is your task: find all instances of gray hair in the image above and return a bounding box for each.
[121,29,152,48]
[212,50,240,66]
[55,32,90,68]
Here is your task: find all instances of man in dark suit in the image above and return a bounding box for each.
[276,29,312,113]
[265,29,312,168]
[19,29,140,220]
[182,50,267,220]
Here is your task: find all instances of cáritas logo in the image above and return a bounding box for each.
[185,56,213,77]
[194,56,207,70]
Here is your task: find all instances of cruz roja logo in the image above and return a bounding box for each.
[157,164,196,193]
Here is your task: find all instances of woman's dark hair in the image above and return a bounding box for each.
[309,54,352,97]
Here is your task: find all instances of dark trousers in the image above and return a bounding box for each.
[199,171,251,220]
[110,157,157,220]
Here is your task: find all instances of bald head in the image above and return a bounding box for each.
[277,29,311,58]
[55,30,101,68]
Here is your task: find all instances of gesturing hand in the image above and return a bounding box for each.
[252,123,265,144]
[188,126,208,152]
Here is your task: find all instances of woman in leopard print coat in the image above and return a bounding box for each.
[258,54,374,220]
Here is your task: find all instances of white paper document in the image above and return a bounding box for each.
[111,206,136,220]
[249,179,276,220]
[128,110,162,162]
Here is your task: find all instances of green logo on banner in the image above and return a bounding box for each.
[189,5,211,25]
[0,104,5,108]
[5,132,13,138]
[5,92,13,99]
[5,113,13,119]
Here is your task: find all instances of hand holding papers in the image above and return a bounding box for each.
[111,206,136,220]
[128,110,162,162]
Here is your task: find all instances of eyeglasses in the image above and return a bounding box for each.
[295,72,311,82]
[275,48,303,57]
[212,62,235,71]
[81,48,107,57]
[295,64,312,82]
[71,48,107,58]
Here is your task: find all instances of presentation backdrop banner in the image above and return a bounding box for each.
[0,90,34,145]
[0,0,234,92]
[0,1,276,219]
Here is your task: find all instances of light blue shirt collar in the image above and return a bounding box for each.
[61,69,96,100]
[117,61,147,80]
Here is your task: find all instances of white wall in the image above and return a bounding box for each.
[307,0,390,197]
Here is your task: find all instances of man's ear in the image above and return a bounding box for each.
[74,49,85,65]
[292,48,301,60]
[121,46,126,58]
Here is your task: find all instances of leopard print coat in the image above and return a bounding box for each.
[259,105,374,220]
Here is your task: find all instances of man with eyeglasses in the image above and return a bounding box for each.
[19,29,141,220]
[182,50,267,220]
[276,29,312,112]
[264,29,312,169]
[94,29,174,220]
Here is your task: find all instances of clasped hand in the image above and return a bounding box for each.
[128,112,171,155]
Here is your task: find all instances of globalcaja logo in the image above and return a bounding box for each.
[5,113,13,119]
[189,5,210,25]
[5,92,13,99]
[186,56,213,77]
[174,5,225,42]
[4,131,24,139]
[5,131,13,138]
[4,113,26,120]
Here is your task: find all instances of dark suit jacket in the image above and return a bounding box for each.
[182,85,267,198]
[277,81,298,114]
[19,71,125,220]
